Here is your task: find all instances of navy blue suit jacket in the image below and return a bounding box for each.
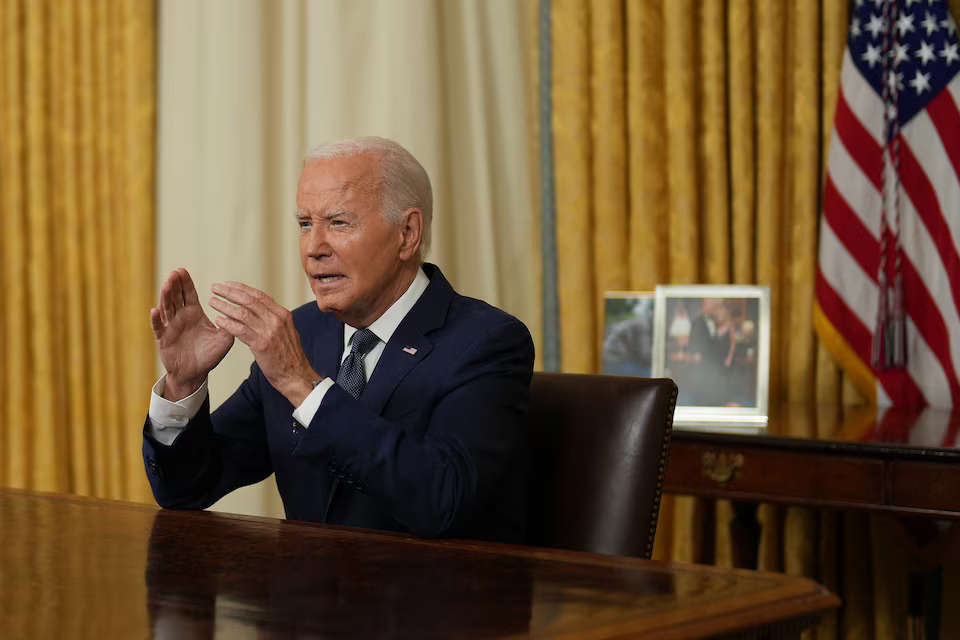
[143,265,535,542]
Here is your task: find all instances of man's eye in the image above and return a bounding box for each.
[331,219,348,227]
[298,220,312,229]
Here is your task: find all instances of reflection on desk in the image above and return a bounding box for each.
[862,406,960,449]
[0,489,838,639]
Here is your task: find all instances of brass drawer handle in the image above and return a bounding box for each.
[702,451,744,484]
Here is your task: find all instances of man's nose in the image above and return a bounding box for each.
[304,227,332,258]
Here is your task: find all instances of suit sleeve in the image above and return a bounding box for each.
[142,362,273,509]
[293,317,534,539]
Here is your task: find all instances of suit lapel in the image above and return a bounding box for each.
[362,333,433,414]
[360,264,454,414]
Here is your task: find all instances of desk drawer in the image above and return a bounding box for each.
[665,442,886,508]
[890,461,960,514]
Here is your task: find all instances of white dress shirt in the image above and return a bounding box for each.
[148,268,430,445]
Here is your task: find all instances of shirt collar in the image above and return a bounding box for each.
[342,267,430,350]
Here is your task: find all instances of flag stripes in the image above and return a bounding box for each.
[816,0,960,408]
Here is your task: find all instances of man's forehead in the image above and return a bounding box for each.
[298,158,380,203]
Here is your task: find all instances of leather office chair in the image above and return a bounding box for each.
[525,372,677,559]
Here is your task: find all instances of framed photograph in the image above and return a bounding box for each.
[652,285,771,429]
[602,292,655,378]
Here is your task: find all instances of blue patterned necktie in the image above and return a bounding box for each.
[336,328,380,398]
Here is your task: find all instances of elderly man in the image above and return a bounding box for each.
[143,137,534,542]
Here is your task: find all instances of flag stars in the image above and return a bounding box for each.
[863,43,883,67]
[866,14,886,39]
[889,42,910,66]
[909,70,932,94]
[896,12,916,37]
[915,40,937,65]
[887,71,904,92]
[921,11,940,35]
[942,14,957,36]
[851,17,862,38]
[940,41,960,64]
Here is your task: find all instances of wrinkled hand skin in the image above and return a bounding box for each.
[209,280,321,407]
[150,268,234,401]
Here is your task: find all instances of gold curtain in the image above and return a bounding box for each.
[537,0,960,637]
[0,0,156,503]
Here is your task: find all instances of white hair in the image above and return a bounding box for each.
[303,136,433,261]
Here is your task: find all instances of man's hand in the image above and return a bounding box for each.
[151,268,235,401]
[209,281,320,407]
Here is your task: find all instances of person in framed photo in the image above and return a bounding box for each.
[656,285,769,423]
[602,296,654,377]
[687,298,738,406]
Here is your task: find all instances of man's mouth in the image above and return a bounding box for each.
[314,274,345,284]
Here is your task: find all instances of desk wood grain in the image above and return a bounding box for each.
[0,490,837,639]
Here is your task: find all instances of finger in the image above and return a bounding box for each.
[209,296,257,328]
[159,280,178,325]
[150,308,164,340]
[157,271,176,324]
[219,281,276,306]
[214,315,253,346]
[211,282,270,319]
[178,268,200,305]
[225,281,288,319]
[169,271,186,309]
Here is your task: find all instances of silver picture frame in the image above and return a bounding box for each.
[652,285,771,429]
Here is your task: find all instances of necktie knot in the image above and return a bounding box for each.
[350,328,380,357]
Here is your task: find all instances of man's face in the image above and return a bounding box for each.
[296,155,414,328]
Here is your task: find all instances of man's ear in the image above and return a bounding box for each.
[398,208,423,260]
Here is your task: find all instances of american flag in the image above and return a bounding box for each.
[816,0,960,408]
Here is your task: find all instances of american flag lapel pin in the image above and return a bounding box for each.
[402,346,418,355]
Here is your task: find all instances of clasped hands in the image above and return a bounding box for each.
[150,268,320,406]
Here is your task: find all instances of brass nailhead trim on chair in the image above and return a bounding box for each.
[646,384,678,559]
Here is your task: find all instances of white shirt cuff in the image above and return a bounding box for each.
[292,378,334,428]
[147,376,209,446]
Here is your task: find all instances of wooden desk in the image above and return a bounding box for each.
[663,405,960,636]
[0,490,836,639]
[664,404,960,521]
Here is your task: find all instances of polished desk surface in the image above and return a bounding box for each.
[0,490,838,639]
[665,404,960,518]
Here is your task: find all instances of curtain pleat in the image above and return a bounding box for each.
[552,0,595,373]
[698,0,729,285]
[753,0,787,410]
[625,0,668,292]
[1,0,29,490]
[663,0,698,284]
[729,0,756,285]
[589,0,629,333]
[0,0,156,502]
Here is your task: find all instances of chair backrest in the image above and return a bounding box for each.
[525,372,677,558]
